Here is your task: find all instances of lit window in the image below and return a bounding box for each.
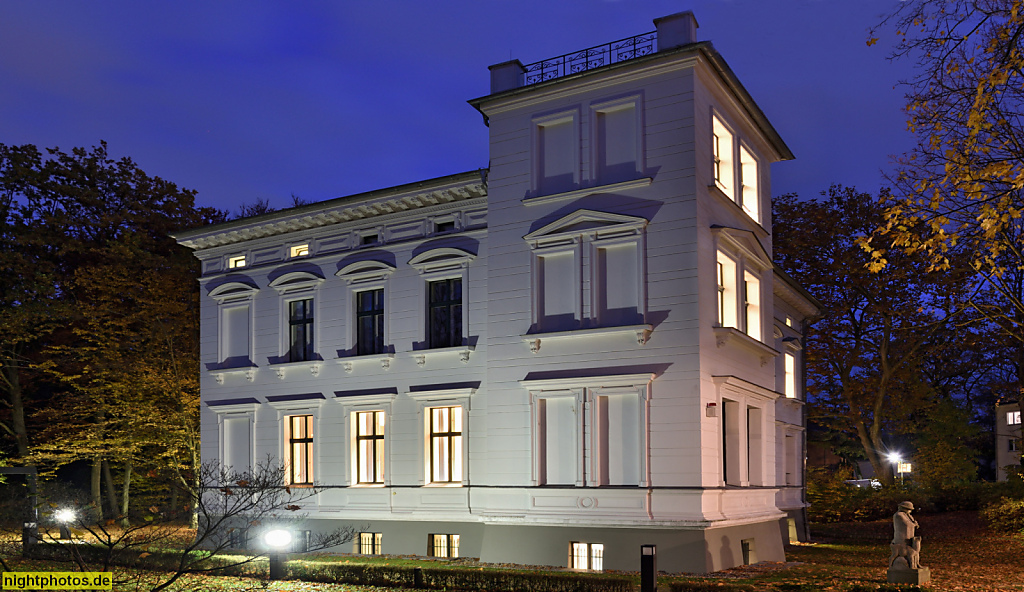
[743,271,761,341]
[1009,411,1022,425]
[784,353,796,399]
[228,255,246,269]
[285,415,314,485]
[428,279,462,349]
[356,411,385,485]
[712,115,734,199]
[739,145,759,222]
[288,299,315,362]
[570,542,604,571]
[290,244,309,258]
[430,406,463,483]
[429,534,460,558]
[356,289,385,356]
[359,532,382,555]
[716,251,737,328]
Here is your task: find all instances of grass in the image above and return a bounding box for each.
[2,511,1023,591]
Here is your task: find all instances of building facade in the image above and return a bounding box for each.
[174,11,817,573]
[996,401,1022,481]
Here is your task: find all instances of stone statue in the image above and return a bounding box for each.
[887,501,930,584]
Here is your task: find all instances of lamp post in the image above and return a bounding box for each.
[264,529,292,580]
[55,509,75,540]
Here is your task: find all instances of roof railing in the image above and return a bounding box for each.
[522,31,657,86]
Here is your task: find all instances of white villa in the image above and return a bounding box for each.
[173,11,817,573]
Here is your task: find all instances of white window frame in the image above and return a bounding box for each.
[738,142,760,223]
[209,282,259,368]
[522,374,653,488]
[409,248,476,356]
[590,233,645,328]
[406,388,474,486]
[711,110,762,225]
[1009,410,1022,426]
[712,113,735,199]
[336,391,395,487]
[336,261,396,361]
[712,376,777,488]
[712,228,772,346]
[590,95,643,185]
[530,242,582,331]
[267,397,325,487]
[532,109,580,196]
[269,272,324,366]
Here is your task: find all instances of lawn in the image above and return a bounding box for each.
[2,511,1022,591]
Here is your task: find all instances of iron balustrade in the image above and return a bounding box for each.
[523,31,657,86]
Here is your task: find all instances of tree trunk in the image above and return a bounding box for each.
[1,357,29,457]
[102,460,120,519]
[169,481,178,514]
[120,460,132,527]
[91,459,103,519]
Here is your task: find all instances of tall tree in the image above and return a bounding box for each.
[867,1,1024,438]
[774,186,967,483]
[0,142,222,519]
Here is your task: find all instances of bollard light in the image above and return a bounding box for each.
[264,529,292,580]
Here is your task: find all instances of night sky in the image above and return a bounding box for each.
[1,1,915,215]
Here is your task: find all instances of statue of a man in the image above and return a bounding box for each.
[889,501,922,570]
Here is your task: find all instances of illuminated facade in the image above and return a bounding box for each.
[996,402,1022,481]
[174,11,816,573]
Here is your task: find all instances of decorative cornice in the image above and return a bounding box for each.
[173,171,486,251]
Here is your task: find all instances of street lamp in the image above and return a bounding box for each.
[264,529,292,580]
[55,508,76,540]
[887,453,906,484]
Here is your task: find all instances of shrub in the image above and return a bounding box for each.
[980,497,1024,534]
[668,582,755,592]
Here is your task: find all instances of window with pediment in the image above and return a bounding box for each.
[269,271,324,364]
[409,248,476,352]
[336,261,396,359]
[209,282,259,368]
[524,210,647,333]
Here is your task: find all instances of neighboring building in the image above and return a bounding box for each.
[173,11,818,573]
[996,401,1022,481]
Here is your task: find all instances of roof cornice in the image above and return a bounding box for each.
[172,170,487,251]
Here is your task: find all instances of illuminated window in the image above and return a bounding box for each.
[739,145,759,222]
[1009,411,1022,425]
[428,279,462,349]
[712,115,734,199]
[228,255,246,269]
[428,534,460,558]
[743,271,761,341]
[570,542,604,571]
[430,406,463,483]
[356,411,385,485]
[285,415,314,485]
[784,353,796,399]
[716,251,737,328]
[290,244,310,258]
[356,289,385,356]
[359,532,382,555]
[288,299,314,362]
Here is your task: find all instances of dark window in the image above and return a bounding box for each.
[1011,438,1020,452]
[228,528,249,549]
[428,278,462,348]
[356,289,385,356]
[361,233,378,246]
[435,220,456,234]
[428,533,460,558]
[288,299,314,362]
[287,415,314,485]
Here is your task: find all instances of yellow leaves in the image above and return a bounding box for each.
[867,37,879,47]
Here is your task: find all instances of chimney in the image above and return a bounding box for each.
[654,11,699,51]
[489,59,526,93]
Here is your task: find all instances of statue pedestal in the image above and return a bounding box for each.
[887,566,931,585]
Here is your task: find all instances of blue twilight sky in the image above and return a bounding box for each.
[1,0,915,214]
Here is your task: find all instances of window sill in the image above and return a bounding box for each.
[207,365,258,384]
[336,353,395,373]
[423,482,464,488]
[523,177,653,206]
[268,359,323,379]
[412,345,475,366]
[713,326,778,366]
[522,324,653,353]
